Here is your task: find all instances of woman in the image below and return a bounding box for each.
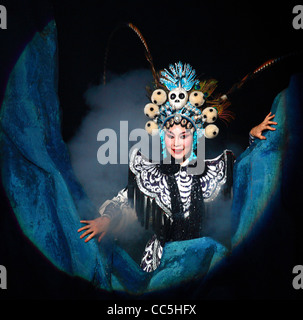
[78,62,277,272]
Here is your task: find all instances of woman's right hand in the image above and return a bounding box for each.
[78,216,111,243]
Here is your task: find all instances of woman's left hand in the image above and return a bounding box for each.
[250,112,277,140]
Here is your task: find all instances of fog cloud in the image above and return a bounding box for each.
[68,69,152,207]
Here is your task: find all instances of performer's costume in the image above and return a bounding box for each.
[100,61,236,272]
[97,28,285,273]
[97,23,289,274]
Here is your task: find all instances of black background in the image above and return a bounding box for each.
[0,0,303,300]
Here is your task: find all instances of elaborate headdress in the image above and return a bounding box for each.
[143,61,233,139]
[143,60,234,160]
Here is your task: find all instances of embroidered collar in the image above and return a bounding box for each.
[129,148,231,217]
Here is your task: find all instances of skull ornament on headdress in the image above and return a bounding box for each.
[168,86,188,110]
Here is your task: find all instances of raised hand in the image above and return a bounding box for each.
[250,112,277,140]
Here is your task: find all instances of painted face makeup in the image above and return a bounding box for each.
[164,124,193,163]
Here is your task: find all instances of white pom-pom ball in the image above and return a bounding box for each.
[151,89,167,105]
[189,91,205,107]
[144,103,159,119]
[202,107,218,123]
[145,121,159,136]
[205,124,219,139]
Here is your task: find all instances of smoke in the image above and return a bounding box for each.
[68,69,152,207]
[68,69,154,262]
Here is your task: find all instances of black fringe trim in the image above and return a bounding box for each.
[128,167,206,245]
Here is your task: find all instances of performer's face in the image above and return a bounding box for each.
[164,125,193,162]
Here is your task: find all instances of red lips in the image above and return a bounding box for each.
[172,148,184,154]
